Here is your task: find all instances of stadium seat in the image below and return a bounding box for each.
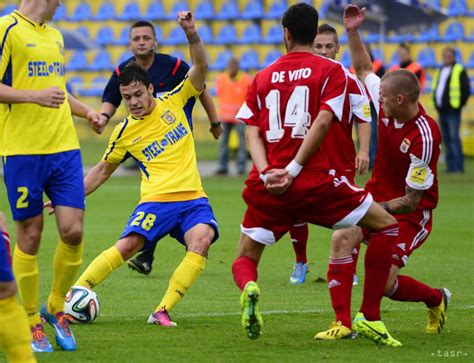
[144,2,166,21]
[95,2,116,21]
[89,50,113,71]
[389,50,399,68]
[446,0,468,16]
[262,48,282,67]
[340,49,351,68]
[67,51,89,71]
[386,32,414,44]
[170,50,186,61]
[239,23,261,44]
[1,4,16,16]
[114,26,131,46]
[198,24,214,44]
[264,23,283,44]
[214,23,237,45]
[466,51,474,69]
[265,0,286,19]
[76,26,90,40]
[364,32,380,44]
[417,47,438,68]
[424,72,433,94]
[371,47,385,64]
[194,0,215,20]
[52,4,67,21]
[96,26,115,46]
[442,22,465,42]
[240,49,260,70]
[69,3,92,21]
[216,1,240,20]
[117,3,142,21]
[66,75,84,96]
[414,25,440,43]
[241,0,264,19]
[118,50,133,64]
[79,76,108,97]
[210,49,234,71]
[169,2,189,19]
[163,25,187,45]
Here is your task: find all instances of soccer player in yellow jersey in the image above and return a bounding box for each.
[0,0,102,353]
[73,11,219,327]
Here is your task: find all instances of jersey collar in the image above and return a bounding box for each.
[13,10,46,29]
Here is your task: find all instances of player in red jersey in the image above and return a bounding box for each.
[314,4,451,341]
[288,23,371,285]
[231,3,402,346]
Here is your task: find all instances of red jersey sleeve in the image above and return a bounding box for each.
[319,63,346,121]
[236,75,260,126]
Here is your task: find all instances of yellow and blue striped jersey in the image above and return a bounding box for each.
[103,77,205,203]
[0,11,79,155]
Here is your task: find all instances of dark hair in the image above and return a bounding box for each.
[130,20,156,38]
[282,3,319,45]
[118,62,152,88]
[399,42,410,52]
[317,23,338,45]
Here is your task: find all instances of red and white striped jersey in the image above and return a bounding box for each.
[236,51,346,177]
[364,74,440,210]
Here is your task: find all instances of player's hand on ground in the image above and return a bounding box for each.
[177,11,195,34]
[355,150,369,175]
[43,201,55,215]
[33,87,65,108]
[265,169,293,195]
[343,5,366,31]
[89,111,107,134]
[209,124,224,140]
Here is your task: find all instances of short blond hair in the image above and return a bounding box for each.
[381,69,420,103]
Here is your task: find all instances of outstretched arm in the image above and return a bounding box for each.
[199,88,224,139]
[68,93,104,134]
[178,11,207,91]
[0,83,65,108]
[84,161,120,196]
[343,5,373,82]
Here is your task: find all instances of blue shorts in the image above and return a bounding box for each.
[0,232,14,282]
[3,150,85,221]
[120,198,219,249]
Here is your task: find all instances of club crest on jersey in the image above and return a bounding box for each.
[400,138,411,153]
[362,103,371,118]
[161,110,176,125]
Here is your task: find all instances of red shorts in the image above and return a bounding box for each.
[362,209,433,267]
[241,171,372,245]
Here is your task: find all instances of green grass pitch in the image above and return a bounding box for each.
[0,160,473,362]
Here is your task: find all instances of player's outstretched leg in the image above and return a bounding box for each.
[426,288,452,334]
[40,304,76,351]
[352,312,402,347]
[127,248,155,275]
[240,281,263,340]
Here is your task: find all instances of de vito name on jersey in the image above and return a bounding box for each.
[28,61,65,77]
[141,122,189,161]
[271,67,312,83]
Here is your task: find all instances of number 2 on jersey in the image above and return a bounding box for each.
[265,86,311,142]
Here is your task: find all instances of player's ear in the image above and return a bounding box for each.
[336,43,340,55]
[148,83,154,95]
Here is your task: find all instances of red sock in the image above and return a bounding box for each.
[328,256,354,328]
[232,256,258,291]
[388,275,442,307]
[360,223,398,321]
[290,224,308,263]
[351,243,361,275]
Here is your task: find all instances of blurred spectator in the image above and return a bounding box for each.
[432,47,471,173]
[390,42,425,91]
[215,58,252,175]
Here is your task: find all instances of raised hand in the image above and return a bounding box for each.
[177,11,195,34]
[343,4,366,31]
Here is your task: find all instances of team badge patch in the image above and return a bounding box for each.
[362,103,371,118]
[409,166,428,184]
[161,110,176,125]
[400,138,411,153]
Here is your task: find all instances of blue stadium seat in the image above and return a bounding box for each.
[79,76,108,97]
[210,49,234,71]
[371,47,385,64]
[264,23,283,44]
[52,4,67,21]
[239,23,261,44]
[240,49,260,70]
[263,48,282,67]
[339,32,347,44]
[442,22,465,42]
[144,2,166,21]
[89,50,113,71]
[216,1,240,20]
[67,51,89,71]
[163,25,187,45]
[169,2,188,19]
[96,26,115,46]
[66,75,84,96]
[194,0,215,20]
[117,2,142,21]
[417,47,438,68]
[76,26,90,40]
[466,51,474,69]
[198,24,214,44]
[114,26,130,46]
[95,2,116,21]
[265,0,286,19]
[69,3,92,21]
[170,50,186,61]
[340,49,351,68]
[414,25,440,43]
[214,23,237,45]
[1,4,16,16]
[241,0,264,19]
[119,51,133,64]
[389,50,399,68]
[424,72,433,94]
[364,32,380,44]
[446,0,467,16]
[386,32,414,44]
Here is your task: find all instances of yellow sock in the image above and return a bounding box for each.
[47,240,84,315]
[13,247,40,326]
[155,251,206,312]
[74,246,124,289]
[0,295,36,363]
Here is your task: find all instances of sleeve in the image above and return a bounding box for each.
[319,63,347,121]
[405,154,434,190]
[162,76,202,109]
[0,18,14,82]
[175,58,190,79]
[460,69,470,107]
[102,121,129,163]
[101,67,122,107]
[348,76,371,123]
[363,73,381,116]
[235,75,260,126]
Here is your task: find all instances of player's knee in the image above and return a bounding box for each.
[187,236,212,257]
[0,281,17,300]
[331,230,355,256]
[59,224,83,245]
